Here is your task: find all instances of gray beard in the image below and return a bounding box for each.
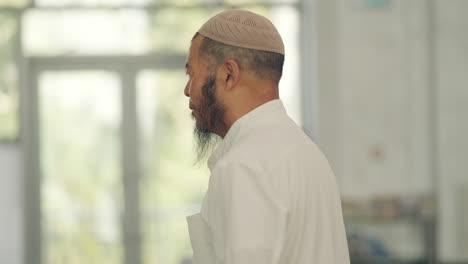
[193,74,226,165]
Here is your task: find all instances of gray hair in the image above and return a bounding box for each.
[193,32,284,83]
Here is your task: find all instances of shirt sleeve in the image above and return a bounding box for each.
[209,161,289,264]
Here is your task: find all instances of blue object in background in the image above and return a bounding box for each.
[366,235,390,258]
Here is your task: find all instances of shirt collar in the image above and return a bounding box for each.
[207,99,286,170]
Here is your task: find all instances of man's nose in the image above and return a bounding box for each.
[184,83,189,97]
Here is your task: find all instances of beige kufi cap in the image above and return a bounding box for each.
[198,9,285,55]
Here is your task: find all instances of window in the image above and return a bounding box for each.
[20,1,303,264]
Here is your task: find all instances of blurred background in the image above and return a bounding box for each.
[0,0,466,264]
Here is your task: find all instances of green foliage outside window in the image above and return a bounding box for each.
[0,11,18,141]
[138,70,210,264]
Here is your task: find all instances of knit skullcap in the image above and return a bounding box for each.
[197,9,285,55]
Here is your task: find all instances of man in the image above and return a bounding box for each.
[185,9,350,264]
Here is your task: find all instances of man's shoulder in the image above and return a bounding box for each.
[233,118,316,157]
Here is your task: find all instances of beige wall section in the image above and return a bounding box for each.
[317,0,432,199]
[435,0,468,261]
[315,0,342,183]
[0,145,23,264]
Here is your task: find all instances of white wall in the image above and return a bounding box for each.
[317,0,432,199]
[435,0,468,261]
[316,0,468,261]
[0,144,23,264]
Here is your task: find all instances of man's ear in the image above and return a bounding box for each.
[222,59,241,91]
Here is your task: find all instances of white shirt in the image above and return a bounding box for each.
[187,100,350,264]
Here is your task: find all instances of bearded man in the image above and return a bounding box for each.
[184,9,350,264]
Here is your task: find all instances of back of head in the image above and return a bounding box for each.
[196,10,285,83]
